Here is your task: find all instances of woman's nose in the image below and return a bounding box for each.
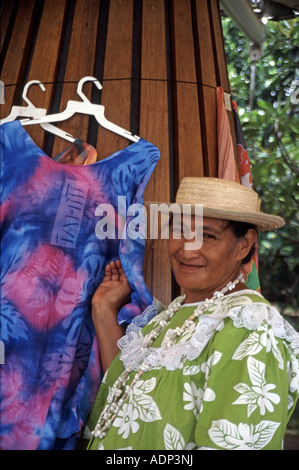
[180,231,203,252]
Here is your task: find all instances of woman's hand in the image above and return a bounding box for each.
[92,259,131,311]
[92,260,131,373]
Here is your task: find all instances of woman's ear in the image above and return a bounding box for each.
[237,228,258,262]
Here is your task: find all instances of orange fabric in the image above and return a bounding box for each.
[217,87,240,183]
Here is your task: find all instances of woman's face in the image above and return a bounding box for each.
[168,216,255,303]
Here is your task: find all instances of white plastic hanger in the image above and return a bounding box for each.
[21,76,140,143]
[1,80,47,122]
[1,80,75,143]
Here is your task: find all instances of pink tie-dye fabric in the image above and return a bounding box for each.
[0,121,160,449]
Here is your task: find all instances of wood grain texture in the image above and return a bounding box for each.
[0,0,36,118]
[25,0,68,148]
[140,0,172,305]
[0,0,236,303]
[51,0,101,157]
[171,0,204,187]
[96,0,134,160]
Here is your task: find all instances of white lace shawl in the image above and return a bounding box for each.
[117,291,299,372]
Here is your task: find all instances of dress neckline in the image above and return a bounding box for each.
[4,121,144,169]
[181,289,265,308]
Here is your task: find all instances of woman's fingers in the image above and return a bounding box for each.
[92,259,131,308]
[115,259,126,281]
[98,260,128,290]
[103,260,125,283]
[110,261,121,281]
[102,263,112,282]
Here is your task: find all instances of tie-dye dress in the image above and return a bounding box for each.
[0,121,160,450]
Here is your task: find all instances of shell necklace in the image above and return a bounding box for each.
[92,273,245,439]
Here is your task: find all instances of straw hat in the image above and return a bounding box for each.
[148,177,285,231]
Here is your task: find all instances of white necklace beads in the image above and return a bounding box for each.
[92,273,245,440]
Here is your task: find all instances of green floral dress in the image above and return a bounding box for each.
[86,290,299,450]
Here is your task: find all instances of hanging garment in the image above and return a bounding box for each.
[217,86,240,183]
[232,102,253,189]
[232,100,260,292]
[216,87,260,292]
[0,121,160,450]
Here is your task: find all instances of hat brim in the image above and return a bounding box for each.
[145,201,285,232]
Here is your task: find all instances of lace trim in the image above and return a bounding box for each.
[229,303,299,353]
[118,298,299,371]
[127,303,159,332]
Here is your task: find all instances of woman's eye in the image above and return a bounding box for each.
[203,233,216,240]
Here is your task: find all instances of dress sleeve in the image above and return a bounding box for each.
[194,311,299,450]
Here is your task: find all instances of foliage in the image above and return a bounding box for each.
[222,17,299,314]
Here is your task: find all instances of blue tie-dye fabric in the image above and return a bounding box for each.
[0,121,160,450]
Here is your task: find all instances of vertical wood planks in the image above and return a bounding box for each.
[96,0,134,160]
[0,0,238,304]
[51,0,101,157]
[201,85,218,176]
[140,0,172,305]
[0,0,37,119]
[194,0,217,89]
[209,0,239,170]
[209,0,230,92]
[0,0,17,53]
[193,0,218,176]
[171,0,204,190]
[25,0,68,149]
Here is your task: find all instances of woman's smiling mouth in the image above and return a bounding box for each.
[178,260,205,271]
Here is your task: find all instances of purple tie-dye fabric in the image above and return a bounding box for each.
[0,121,160,450]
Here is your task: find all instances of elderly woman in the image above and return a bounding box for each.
[86,178,299,450]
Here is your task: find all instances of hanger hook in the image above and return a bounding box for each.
[76,76,102,103]
[22,80,46,107]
